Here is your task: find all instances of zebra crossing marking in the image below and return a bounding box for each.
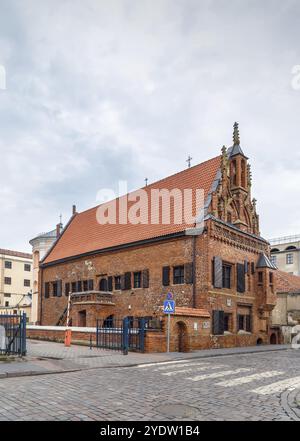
[251,376,300,395]
[161,364,227,376]
[187,367,251,382]
[155,362,212,371]
[136,359,193,369]
[216,371,284,387]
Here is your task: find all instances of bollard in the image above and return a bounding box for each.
[64,329,72,347]
[89,334,92,350]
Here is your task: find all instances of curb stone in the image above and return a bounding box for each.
[281,388,300,421]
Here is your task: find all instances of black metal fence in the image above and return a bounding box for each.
[96,316,160,355]
[0,313,27,356]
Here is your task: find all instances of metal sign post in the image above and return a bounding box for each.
[163,293,175,353]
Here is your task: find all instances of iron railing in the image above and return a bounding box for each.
[0,312,27,356]
[96,316,159,355]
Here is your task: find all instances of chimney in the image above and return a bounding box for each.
[56,223,61,237]
[72,205,77,215]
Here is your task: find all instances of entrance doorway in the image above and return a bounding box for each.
[78,310,87,327]
[176,321,188,352]
[270,333,277,345]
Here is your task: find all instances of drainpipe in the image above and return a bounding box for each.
[39,267,43,325]
[192,235,197,309]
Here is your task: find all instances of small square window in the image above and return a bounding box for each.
[286,253,293,265]
[5,301,9,307]
[133,272,142,288]
[4,277,11,285]
[24,279,31,287]
[173,266,184,285]
[24,264,31,272]
[5,261,12,269]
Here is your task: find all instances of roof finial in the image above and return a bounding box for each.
[186,155,192,168]
[233,122,240,145]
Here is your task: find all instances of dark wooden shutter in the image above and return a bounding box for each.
[162,266,170,286]
[120,274,126,290]
[213,257,223,288]
[246,315,251,332]
[237,263,246,293]
[142,269,149,288]
[77,281,82,292]
[251,262,255,275]
[124,272,131,290]
[184,262,194,284]
[65,283,70,296]
[57,280,62,297]
[108,276,113,292]
[212,310,224,335]
[45,282,50,298]
[88,279,94,291]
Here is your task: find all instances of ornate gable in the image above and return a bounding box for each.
[209,123,260,236]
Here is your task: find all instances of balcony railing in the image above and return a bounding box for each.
[71,291,115,305]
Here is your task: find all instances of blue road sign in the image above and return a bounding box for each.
[167,292,173,300]
[163,299,175,314]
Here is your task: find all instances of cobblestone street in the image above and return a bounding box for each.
[0,347,299,421]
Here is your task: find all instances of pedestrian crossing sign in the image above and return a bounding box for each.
[163,299,175,314]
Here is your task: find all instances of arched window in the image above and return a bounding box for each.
[285,246,297,251]
[271,248,280,253]
[241,159,246,188]
[231,160,237,186]
[103,314,114,328]
[99,278,108,291]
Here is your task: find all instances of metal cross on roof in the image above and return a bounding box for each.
[145,178,148,187]
[186,155,193,168]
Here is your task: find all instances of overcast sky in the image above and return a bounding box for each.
[0,0,300,252]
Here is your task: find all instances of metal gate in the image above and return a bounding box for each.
[96,317,147,355]
[0,313,27,356]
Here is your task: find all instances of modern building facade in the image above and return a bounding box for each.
[270,235,300,276]
[0,249,33,321]
[38,124,278,352]
[29,225,62,324]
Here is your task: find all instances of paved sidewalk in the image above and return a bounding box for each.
[0,340,292,379]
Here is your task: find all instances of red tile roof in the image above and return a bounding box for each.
[0,249,32,259]
[43,156,221,264]
[276,270,300,293]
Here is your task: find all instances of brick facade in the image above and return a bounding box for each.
[38,124,278,352]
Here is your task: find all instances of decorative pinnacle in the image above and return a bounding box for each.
[233,122,240,145]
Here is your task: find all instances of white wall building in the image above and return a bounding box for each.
[270,235,300,276]
[29,226,61,324]
[0,249,33,321]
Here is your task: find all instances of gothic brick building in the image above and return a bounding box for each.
[38,123,278,351]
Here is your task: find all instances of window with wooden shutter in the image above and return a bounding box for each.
[77,281,82,292]
[142,269,149,288]
[120,275,126,290]
[65,283,70,296]
[213,257,223,288]
[88,279,94,291]
[57,280,62,297]
[244,259,249,274]
[245,315,251,332]
[45,282,50,298]
[212,310,225,335]
[237,263,245,293]
[251,262,255,275]
[162,266,170,286]
[124,272,132,290]
[184,262,193,284]
[108,276,113,292]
